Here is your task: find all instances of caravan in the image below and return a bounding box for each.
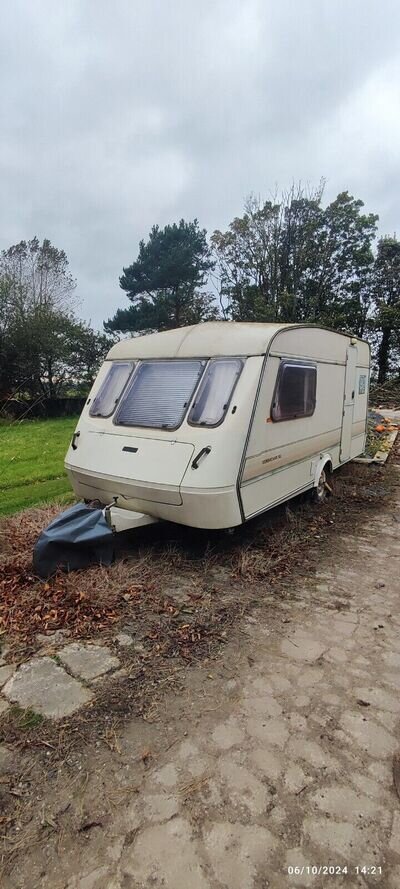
[65,322,370,532]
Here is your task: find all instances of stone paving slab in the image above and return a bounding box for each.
[3,657,92,719]
[66,484,400,886]
[3,475,400,889]
[114,632,133,647]
[59,643,120,681]
[0,665,15,687]
[0,644,11,668]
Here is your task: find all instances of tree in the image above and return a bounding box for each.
[371,237,400,383]
[0,277,19,399]
[212,186,378,335]
[0,305,112,401]
[0,236,76,314]
[67,323,114,395]
[0,237,111,402]
[316,192,377,335]
[105,219,218,334]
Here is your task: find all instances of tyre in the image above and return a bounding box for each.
[311,467,332,504]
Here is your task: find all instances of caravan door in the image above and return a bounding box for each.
[340,345,357,462]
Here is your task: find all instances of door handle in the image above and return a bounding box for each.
[191,446,211,469]
[71,431,80,450]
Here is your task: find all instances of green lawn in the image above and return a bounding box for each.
[0,417,78,516]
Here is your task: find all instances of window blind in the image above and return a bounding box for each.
[115,360,205,429]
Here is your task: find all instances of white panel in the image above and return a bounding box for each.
[353,367,369,423]
[108,322,369,362]
[107,507,159,532]
[245,358,345,461]
[350,434,366,460]
[343,346,357,404]
[240,340,349,520]
[66,432,195,505]
[269,327,348,363]
[241,460,313,519]
[340,346,358,462]
[108,321,283,360]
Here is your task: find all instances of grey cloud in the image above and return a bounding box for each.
[1,0,399,328]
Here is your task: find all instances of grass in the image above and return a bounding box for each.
[0,417,78,516]
[9,706,44,731]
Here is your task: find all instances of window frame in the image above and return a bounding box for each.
[187,357,244,429]
[271,359,317,423]
[89,360,135,419]
[113,358,207,431]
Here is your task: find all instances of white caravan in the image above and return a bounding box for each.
[65,322,370,532]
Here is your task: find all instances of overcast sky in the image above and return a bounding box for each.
[1,0,399,330]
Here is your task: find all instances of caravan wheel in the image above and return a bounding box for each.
[312,468,330,504]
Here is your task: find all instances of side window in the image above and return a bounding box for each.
[89,362,134,418]
[271,360,316,422]
[188,358,243,427]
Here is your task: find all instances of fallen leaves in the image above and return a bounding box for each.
[0,562,122,642]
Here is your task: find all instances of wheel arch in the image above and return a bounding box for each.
[313,453,333,488]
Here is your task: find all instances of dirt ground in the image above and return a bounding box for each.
[1,456,400,889]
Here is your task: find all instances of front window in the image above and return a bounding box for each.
[188,358,243,426]
[115,359,205,429]
[271,360,317,421]
[89,362,134,418]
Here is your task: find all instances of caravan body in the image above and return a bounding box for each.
[65,322,370,530]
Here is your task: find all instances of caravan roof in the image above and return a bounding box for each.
[107,321,299,360]
[107,321,363,361]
